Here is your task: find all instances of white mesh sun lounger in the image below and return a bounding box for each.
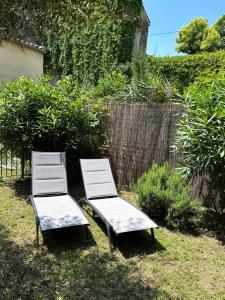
[30,152,89,245]
[80,159,158,253]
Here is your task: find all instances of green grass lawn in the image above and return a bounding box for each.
[0,179,225,300]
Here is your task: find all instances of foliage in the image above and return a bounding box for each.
[214,15,225,49]
[176,17,223,54]
[166,198,203,230]
[134,162,202,231]
[173,73,225,212]
[45,0,142,84]
[148,51,225,90]
[193,68,225,86]
[0,0,49,40]
[201,28,222,52]
[116,52,177,103]
[176,18,209,54]
[0,76,103,159]
[93,71,127,98]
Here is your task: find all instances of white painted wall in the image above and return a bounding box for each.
[0,40,44,85]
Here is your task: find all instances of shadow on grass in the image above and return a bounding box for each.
[90,212,165,259]
[11,177,31,200]
[203,209,225,245]
[0,224,175,300]
[115,230,165,259]
[42,226,96,253]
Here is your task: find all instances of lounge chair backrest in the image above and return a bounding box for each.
[80,159,118,199]
[32,152,68,196]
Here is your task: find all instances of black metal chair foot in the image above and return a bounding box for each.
[151,228,155,243]
[36,223,39,246]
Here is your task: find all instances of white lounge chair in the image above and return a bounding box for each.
[30,152,89,245]
[80,158,158,253]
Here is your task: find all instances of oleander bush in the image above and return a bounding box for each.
[134,162,202,231]
[0,76,104,160]
[173,71,225,212]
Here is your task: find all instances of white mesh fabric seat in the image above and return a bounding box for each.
[31,152,89,244]
[89,197,158,234]
[33,195,89,231]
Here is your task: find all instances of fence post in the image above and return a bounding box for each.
[0,148,2,181]
[21,153,25,178]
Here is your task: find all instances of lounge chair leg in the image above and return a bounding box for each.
[36,222,39,246]
[106,223,113,254]
[83,225,89,242]
[85,225,89,241]
[151,228,155,243]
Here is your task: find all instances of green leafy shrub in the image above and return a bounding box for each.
[173,72,225,212]
[191,68,225,86]
[148,50,225,90]
[0,76,104,160]
[134,163,202,231]
[93,71,127,98]
[166,197,202,230]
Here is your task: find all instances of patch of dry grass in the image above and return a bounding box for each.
[0,180,225,300]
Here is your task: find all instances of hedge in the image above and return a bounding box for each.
[148,50,225,89]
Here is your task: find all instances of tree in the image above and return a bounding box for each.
[176,18,209,54]
[213,15,225,49]
[201,28,221,52]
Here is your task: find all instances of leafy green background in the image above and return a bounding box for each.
[148,50,225,89]
[45,0,142,84]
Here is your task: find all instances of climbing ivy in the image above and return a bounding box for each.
[45,0,142,84]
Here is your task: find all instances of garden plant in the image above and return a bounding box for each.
[134,162,202,231]
[0,76,104,161]
[174,71,225,212]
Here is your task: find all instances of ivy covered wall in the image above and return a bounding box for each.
[44,0,142,84]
